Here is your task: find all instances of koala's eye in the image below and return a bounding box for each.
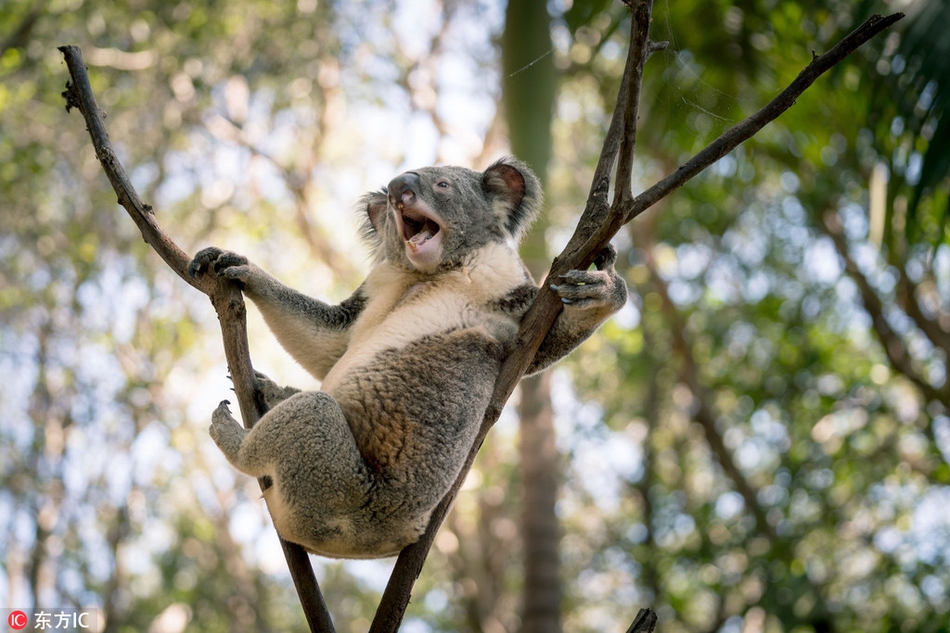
[435,180,450,189]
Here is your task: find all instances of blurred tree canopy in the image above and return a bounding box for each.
[0,1,947,632]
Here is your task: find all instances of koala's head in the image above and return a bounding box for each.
[360,157,541,273]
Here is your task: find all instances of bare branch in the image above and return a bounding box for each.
[625,608,658,633]
[371,10,903,630]
[643,248,778,542]
[560,12,906,281]
[59,46,197,291]
[614,0,657,209]
[823,211,949,406]
[58,45,335,633]
[370,6,658,629]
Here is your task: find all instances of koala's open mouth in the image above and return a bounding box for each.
[400,209,441,252]
[391,193,444,269]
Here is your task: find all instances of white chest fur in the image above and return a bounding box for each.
[320,242,529,395]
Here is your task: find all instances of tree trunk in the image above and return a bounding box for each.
[501,1,560,631]
[518,372,561,633]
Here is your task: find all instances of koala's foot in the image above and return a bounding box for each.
[550,244,627,312]
[255,371,301,409]
[209,400,248,462]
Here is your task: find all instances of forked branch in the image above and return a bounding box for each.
[370,6,902,632]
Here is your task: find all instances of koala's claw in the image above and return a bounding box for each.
[549,244,626,311]
[211,251,250,275]
[210,399,247,458]
[593,243,618,270]
[210,399,236,440]
[188,246,225,278]
[212,399,234,420]
[188,248,251,287]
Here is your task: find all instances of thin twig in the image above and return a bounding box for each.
[58,45,335,633]
[614,0,656,208]
[564,12,906,275]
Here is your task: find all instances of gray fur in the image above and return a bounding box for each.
[189,157,626,558]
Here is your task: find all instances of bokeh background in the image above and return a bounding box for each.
[1,0,948,631]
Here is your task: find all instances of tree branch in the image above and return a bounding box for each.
[370,5,660,629]
[625,607,658,633]
[894,260,950,356]
[823,211,949,406]
[371,9,902,631]
[643,248,779,543]
[58,45,336,633]
[561,12,905,281]
[614,0,658,209]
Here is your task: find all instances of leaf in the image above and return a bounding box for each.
[867,0,950,247]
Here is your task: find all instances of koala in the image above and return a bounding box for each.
[189,157,626,559]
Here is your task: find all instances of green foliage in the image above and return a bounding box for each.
[861,0,950,247]
[2,0,948,632]
[553,1,950,631]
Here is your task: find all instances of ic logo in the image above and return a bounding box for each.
[7,610,28,630]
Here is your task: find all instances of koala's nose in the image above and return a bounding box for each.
[388,172,420,207]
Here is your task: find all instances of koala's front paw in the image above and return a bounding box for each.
[550,244,627,313]
[188,247,253,288]
[189,246,226,277]
[209,400,247,460]
[254,371,301,409]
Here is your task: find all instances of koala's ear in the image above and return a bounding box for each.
[358,189,389,249]
[482,157,542,241]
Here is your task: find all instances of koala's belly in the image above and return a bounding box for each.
[329,326,502,478]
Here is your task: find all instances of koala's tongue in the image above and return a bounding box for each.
[406,219,439,250]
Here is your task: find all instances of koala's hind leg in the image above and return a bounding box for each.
[209,393,369,487]
[208,392,374,551]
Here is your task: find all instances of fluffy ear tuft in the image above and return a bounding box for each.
[482,157,542,241]
[358,189,389,253]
